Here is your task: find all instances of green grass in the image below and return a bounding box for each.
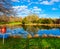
[8,22,21,24]
[0,37,60,49]
[0,22,22,26]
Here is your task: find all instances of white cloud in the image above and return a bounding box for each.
[28,2,39,6]
[40,0,60,5]
[52,8,57,10]
[12,5,31,16]
[51,0,60,2]
[33,6,42,11]
[12,6,43,16]
[12,5,28,11]
[39,14,53,18]
[40,1,51,5]
[12,6,20,9]
[11,0,20,2]
[28,2,35,6]
[27,0,30,2]
[39,14,47,18]
[31,6,42,14]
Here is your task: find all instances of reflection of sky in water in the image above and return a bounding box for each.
[0,27,60,38]
[38,29,60,36]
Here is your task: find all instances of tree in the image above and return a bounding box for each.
[0,0,16,23]
[38,18,54,24]
[0,15,9,24]
[0,0,13,15]
[22,14,39,24]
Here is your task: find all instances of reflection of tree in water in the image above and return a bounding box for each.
[38,25,53,29]
[23,25,39,36]
[7,25,22,29]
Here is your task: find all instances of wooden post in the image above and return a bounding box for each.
[3,34,4,45]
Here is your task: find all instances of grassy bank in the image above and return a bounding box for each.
[0,37,60,49]
[0,22,60,27]
[0,22,22,26]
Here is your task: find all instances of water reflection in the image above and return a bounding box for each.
[0,25,60,38]
[23,25,39,36]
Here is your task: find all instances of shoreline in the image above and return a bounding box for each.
[0,23,60,26]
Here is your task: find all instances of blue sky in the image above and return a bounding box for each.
[11,0,60,18]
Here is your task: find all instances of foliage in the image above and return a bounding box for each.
[0,14,60,24]
[22,14,60,24]
[0,37,60,49]
[22,14,39,24]
[38,18,54,24]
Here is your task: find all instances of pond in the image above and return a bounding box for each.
[0,25,60,38]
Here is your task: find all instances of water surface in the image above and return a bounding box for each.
[0,25,60,38]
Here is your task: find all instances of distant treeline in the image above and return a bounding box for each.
[0,14,60,24]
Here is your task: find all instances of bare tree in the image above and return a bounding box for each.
[0,0,13,15]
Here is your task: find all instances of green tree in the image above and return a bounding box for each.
[38,18,54,24]
[22,14,39,24]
